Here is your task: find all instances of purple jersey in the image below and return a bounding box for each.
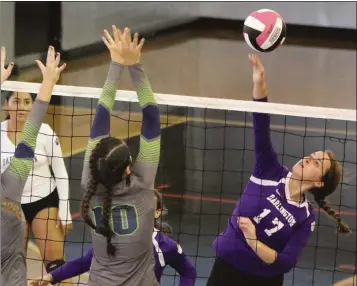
[213,97,315,277]
[152,229,196,285]
[51,230,196,286]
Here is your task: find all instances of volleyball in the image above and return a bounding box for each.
[243,9,286,52]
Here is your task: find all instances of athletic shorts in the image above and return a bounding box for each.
[207,257,284,286]
[21,188,59,223]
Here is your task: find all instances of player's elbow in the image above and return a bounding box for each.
[142,105,161,140]
[142,104,160,125]
[273,253,297,273]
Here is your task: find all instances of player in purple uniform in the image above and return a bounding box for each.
[207,54,351,286]
[28,190,196,286]
[1,46,66,286]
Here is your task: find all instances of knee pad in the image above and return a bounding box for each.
[45,259,66,273]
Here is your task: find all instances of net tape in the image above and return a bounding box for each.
[1,80,356,122]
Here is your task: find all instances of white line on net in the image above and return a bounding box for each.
[1,80,356,122]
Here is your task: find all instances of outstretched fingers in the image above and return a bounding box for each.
[35,60,46,72]
[112,25,121,43]
[104,29,114,45]
[137,38,145,52]
[57,63,67,73]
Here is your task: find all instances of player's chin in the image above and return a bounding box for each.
[16,112,29,122]
[291,163,303,176]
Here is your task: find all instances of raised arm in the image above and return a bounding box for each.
[113,27,160,188]
[129,63,160,188]
[1,46,66,203]
[81,26,125,187]
[1,47,14,84]
[249,54,281,179]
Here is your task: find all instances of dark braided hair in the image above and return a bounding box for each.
[154,189,172,237]
[81,137,132,256]
[310,150,351,234]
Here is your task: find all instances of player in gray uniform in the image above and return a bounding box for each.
[1,46,66,286]
[80,26,160,286]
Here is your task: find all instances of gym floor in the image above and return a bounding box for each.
[18,24,356,285]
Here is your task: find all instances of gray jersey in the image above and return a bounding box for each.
[1,99,49,286]
[87,175,158,286]
[81,62,161,286]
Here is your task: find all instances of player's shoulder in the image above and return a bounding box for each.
[300,202,316,229]
[1,120,8,129]
[38,124,58,144]
[39,123,55,135]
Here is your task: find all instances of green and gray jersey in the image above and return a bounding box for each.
[1,99,49,286]
[82,62,161,286]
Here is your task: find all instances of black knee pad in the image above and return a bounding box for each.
[45,259,66,273]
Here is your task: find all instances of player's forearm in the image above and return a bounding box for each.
[36,79,55,102]
[128,63,160,165]
[252,78,267,100]
[51,255,91,283]
[248,239,277,264]
[83,62,124,163]
[252,96,277,166]
[128,63,157,108]
[179,269,196,286]
[57,180,71,224]
[7,99,49,182]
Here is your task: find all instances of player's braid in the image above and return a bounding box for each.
[315,199,351,234]
[81,177,98,230]
[81,138,114,230]
[83,136,131,256]
[312,150,351,235]
[98,183,116,256]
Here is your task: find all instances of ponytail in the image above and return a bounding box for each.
[81,177,99,230]
[315,199,351,234]
[97,182,116,256]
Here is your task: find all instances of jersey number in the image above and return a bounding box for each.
[253,208,284,236]
[92,205,138,235]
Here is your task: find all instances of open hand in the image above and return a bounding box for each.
[237,217,257,247]
[36,46,66,85]
[248,54,265,85]
[1,47,14,84]
[102,25,145,66]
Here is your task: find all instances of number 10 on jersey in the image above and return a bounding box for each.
[92,205,139,235]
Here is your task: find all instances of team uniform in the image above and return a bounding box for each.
[46,228,196,285]
[1,99,49,286]
[1,121,71,225]
[209,97,316,285]
[81,62,161,286]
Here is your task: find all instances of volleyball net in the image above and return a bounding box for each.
[1,80,356,285]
